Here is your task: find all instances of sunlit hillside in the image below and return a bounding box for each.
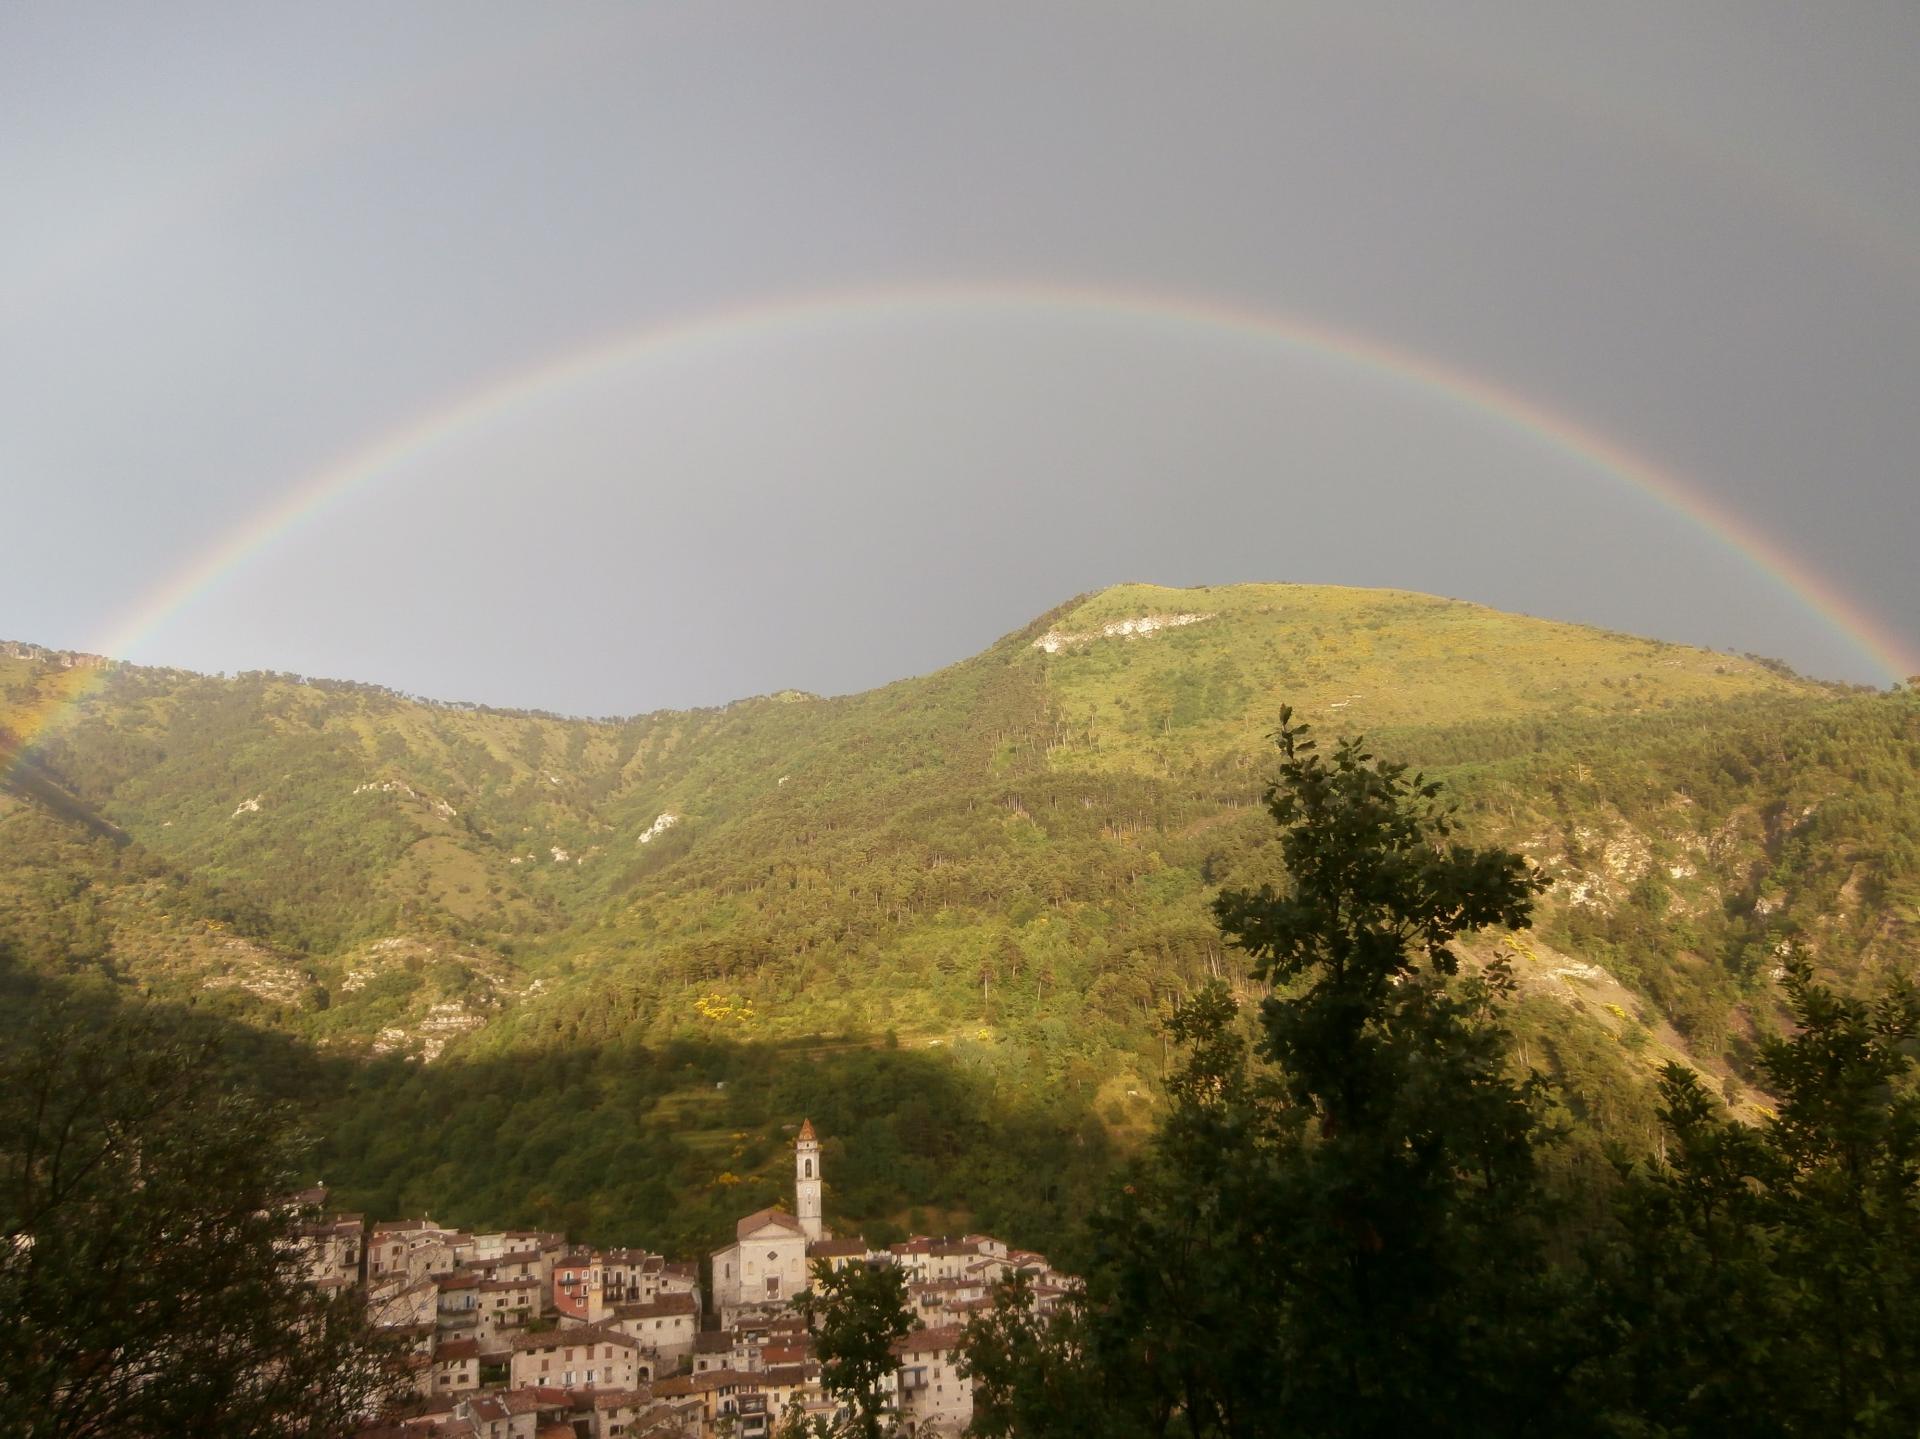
[3,585,1914,1253]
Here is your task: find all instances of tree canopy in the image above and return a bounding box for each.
[0,992,406,1438]
[801,1258,914,1439]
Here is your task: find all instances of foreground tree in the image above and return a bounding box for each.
[971,711,1579,1437]
[1585,953,1920,1437]
[1205,711,1575,1435]
[961,1271,1132,1438]
[801,1258,913,1439]
[0,995,406,1438]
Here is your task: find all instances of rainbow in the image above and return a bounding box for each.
[7,281,1914,775]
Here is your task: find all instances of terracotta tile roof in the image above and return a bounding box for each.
[806,1238,867,1258]
[373,1219,435,1235]
[656,1368,763,1397]
[509,1323,639,1355]
[732,1206,803,1241]
[435,1339,480,1362]
[505,1386,570,1411]
[692,1333,732,1354]
[586,1386,652,1409]
[298,1216,365,1237]
[798,1117,817,1142]
[893,1325,966,1356]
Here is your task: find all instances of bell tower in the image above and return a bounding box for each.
[795,1118,823,1243]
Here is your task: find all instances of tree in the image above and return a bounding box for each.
[800,1259,913,1439]
[1586,953,1920,1436]
[1200,709,1575,1435]
[961,1271,1126,1439]
[995,711,1582,1437]
[0,994,407,1437]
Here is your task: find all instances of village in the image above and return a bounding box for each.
[309,1121,1080,1439]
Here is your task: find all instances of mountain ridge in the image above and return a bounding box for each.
[2,582,1913,1250]
[0,578,1862,728]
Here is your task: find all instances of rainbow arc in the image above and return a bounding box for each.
[7,283,1912,776]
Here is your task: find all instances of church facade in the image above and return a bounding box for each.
[709,1119,827,1322]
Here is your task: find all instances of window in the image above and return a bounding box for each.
[805,1159,813,1178]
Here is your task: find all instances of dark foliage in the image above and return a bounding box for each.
[0,975,406,1437]
[801,1259,913,1439]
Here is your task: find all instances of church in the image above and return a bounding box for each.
[708,1119,827,1321]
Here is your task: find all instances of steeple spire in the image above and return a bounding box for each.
[795,1119,823,1242]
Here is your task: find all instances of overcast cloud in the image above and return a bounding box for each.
[3,2,1916,711]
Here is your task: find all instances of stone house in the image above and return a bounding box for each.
[607,1292,699,1370]
[509,1325,644,1393]
[435,1270,481,1337]
[653,1368,771,1439]
[296,1212,365,1285]
[657,1261,699,1299]
[579,1386,667,1438]
[458,1387,569,1439]
[890,1325,972,1437]
[805,1237,869,1275]
[554,1250,605,1323]
[474,1277,545,1347]
[431,1337,482,1394]
[371,1276,442,1332]
[757,1361,826,1432]
[601,1248,668,1305]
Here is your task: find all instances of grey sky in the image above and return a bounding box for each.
[3,2,1916,713]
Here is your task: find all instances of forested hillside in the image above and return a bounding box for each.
[2,585,1914,1260]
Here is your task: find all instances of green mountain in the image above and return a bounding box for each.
[3,585,1915,1256]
